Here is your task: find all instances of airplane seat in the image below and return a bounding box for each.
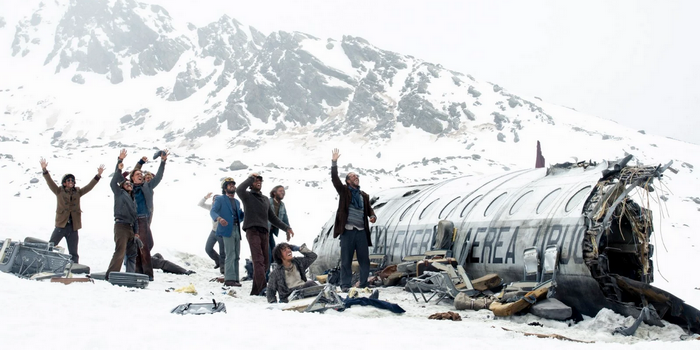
[406,263,479,304]
[424,249,452,259]
[540,244,560,282]
[368,254,388,273]
[523,246,540,282]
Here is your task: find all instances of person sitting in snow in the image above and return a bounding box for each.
[266,243,317,303]
[39,157,105,264]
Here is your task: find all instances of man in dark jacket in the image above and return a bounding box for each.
[267,243,317,303]
[331,149,376,291]
[40,157,105,263]
[210,178,245,287]
[106,149,138,279]
[236,173,295,296]
[127,150,168,280]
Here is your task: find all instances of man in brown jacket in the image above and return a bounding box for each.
[331,149,376,291]
[40,157,105,263]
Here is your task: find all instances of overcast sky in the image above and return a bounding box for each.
[152,0,700,144]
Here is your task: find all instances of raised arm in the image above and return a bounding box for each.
[40,157,60,195]
[110,150,127,194]
[235,175,254,202]
[79,164,104,196]
[149,150,168,189]
[330,148,345,194]
[298,244,318,270]
[199,193,213,210]
[134,156,146,171]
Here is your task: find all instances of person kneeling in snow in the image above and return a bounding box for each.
[267,243,317,303]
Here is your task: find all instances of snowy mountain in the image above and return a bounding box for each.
[1,0,700,347]
[3,0,681,149]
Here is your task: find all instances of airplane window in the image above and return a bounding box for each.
[484,192,508,217]
[510,190,533,215]
[419,199,440,219]
[439,196,461,219]
[460,195,482,218]
[565,186,592,212]
[403,189,421,197]
[373,202,387,210]
[537,188,562,214]
[400,200,420,221]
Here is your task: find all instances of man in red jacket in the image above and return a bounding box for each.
[330,149,376,292]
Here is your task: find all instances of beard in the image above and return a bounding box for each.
[226,188,236,195]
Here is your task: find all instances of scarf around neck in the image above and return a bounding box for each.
[349,186,363,209]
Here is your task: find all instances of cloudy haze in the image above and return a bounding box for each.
[150,0,700,144]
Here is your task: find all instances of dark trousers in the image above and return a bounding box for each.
[133,217,154,279]
[49,222,79,263]
[205,230,226,267]
[106,223,134,279]
[340,228,370,288]
[246,227,269,296]
[267,233,276,279]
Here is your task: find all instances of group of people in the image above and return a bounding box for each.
[39,148,378,302]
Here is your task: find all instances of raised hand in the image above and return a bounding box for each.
[160,149,169,161]
[332,148,340,162]
[205,192,213,199]
[97,164,105,176]
[141,156,148,163]
[40,157,48,170]
[119,149,127,160]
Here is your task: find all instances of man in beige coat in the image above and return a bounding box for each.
[40,157,104,263]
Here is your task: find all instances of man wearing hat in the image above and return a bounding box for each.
[40,157,105,263]
[210,178,245,286]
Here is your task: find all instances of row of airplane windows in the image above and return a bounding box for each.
[398,185,592,222]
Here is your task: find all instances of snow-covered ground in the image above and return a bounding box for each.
[1,141,699,349]
[1,0,700,347]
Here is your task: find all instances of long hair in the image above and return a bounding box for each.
[270,185,284,198]
[272,243,292,264]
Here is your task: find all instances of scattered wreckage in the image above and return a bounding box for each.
[0,236,193,288]
[311,155,700,335]
[0,237,81,281]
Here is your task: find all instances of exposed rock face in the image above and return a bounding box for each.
[71,74,85,84]
[44,0,190,83]
[18,0,574,145]
[229,160,248,170]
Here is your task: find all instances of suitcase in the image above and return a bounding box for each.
[171,299,226,315]
[108,272,150,288]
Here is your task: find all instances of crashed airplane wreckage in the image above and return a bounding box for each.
[0,238,78,278]
[311,155,700,334]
